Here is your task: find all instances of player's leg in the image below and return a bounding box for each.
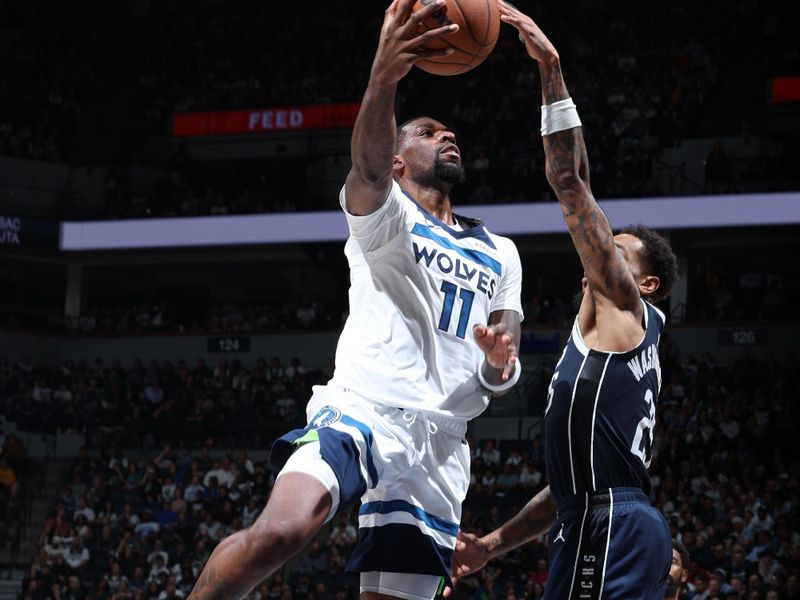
[187,443,338,600]
[360,572,445,600]
[542,512,583,600]
[595,489,672,598]
[352,409,470,600]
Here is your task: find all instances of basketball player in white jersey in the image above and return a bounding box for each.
[186,2,524,600]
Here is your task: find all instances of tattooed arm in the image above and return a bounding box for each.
[481,484,556,560]
[345,0,457,216]
[451,486,556,580]
[498,2,641,314]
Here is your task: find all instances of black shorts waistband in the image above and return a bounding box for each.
[557,487,650,518]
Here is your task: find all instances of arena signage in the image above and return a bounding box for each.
[0,215,21,245]
[0,214,59,248]
[717,328,768,346]
[59,192,800,251]
[772,77,800,103]
[207,336,251,353]
[172,102,361,137]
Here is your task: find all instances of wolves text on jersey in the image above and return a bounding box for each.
[413,242,497,300]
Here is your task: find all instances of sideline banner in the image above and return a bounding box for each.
[172,103,360,137]
[0,215,59,248]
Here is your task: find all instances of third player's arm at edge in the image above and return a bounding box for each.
[481,484,556,559]
[451,485,556,583]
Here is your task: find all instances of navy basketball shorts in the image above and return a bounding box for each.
[544,488,671,600]
[270,385,470,598]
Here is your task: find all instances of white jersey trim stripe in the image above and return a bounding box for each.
[567,353,590,495]
[590,355,613,490]
[567,493,590,600]
[598,489,614,599]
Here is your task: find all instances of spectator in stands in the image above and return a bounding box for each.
[329,514,357,548]
[183,475,204,504]
[197,512,222,542]
[241,497,260,529]
[203,459,235,489]
[481,440,501,467]
[134,510,160,539]
[0,457,17,495]
[64,536,91,571]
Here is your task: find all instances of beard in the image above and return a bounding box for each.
[664,575,681,598]
[434,156,466,185]
[417,154,466,189]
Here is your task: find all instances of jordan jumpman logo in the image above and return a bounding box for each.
[554,522,566,543]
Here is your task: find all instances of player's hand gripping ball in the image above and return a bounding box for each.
[411,0,500,75]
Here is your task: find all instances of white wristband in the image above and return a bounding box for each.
[478,358,522,394]
[540,98,582,136]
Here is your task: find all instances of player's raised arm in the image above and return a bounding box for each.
[498,1,640,313]
[345,0,458,216]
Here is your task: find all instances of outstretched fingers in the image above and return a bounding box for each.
[390,0,458,62]
[410,22,459,47]
[397,0,443,36]
[498,0,522,23]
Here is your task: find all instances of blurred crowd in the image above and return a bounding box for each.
[6,263,789,338]
[1,0,797,217]
[99,168,305,221]
[1,432,27,549]
[3,344,798,599]
[52,300,338,336]
[0,353,324,450]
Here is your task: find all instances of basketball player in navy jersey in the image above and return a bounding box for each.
[450,2,679,598]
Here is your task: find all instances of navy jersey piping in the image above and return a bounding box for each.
[400,187,497,249]
[571,299,659,358]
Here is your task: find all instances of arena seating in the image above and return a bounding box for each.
[1,0,797,217]
[5,347,797,599]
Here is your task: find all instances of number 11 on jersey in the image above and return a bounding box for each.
[438,281,475,339]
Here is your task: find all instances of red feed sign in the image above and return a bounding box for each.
[172,103,361,137]
[772,77,800,104]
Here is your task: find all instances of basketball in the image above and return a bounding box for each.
[412,0,500,76]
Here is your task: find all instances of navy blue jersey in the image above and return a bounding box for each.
[544,300,665,504]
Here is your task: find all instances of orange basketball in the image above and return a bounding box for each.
[411,0,500,76]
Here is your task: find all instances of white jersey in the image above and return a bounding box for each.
[330,180,524,420]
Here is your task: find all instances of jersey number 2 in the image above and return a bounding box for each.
[438,282,475,339]
[630,389,656,468]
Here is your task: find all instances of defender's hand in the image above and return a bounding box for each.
[498,0,559,65]
[370,0,459,85]
[474,322,517,380]
[451,530,491,582]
